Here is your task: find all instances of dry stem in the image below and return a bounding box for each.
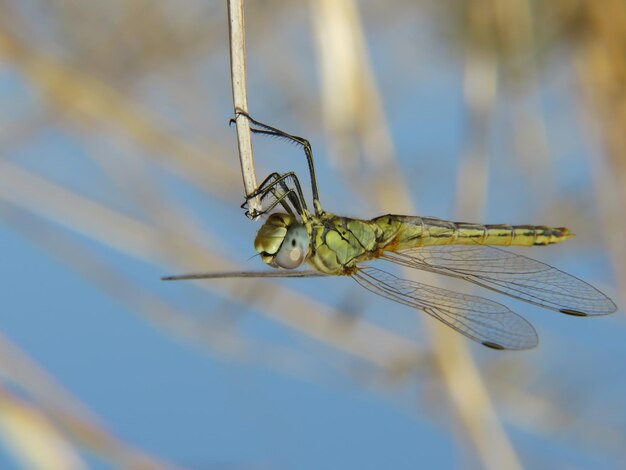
[227,0,262,216]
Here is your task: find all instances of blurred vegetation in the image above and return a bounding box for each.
[0,0,624,468]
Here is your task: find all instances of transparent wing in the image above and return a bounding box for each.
[352,266,538,350]
[383,245,617,316]
[162,270,327,281]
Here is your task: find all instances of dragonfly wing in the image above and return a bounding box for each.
[162,270,328,281]
[383,245,617,316]
[352,266,538,350]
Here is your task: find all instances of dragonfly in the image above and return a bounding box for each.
[163,112,617,350]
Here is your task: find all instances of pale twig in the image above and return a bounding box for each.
[227,0,262,216]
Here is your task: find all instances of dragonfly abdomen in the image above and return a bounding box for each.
[373,215,573,249]
[453,222,573,246]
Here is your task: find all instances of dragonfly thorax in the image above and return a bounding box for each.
[254,213,310,269]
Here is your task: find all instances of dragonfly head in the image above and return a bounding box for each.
[254,213,309,269]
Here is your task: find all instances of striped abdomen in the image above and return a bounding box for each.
[372,215,573,250]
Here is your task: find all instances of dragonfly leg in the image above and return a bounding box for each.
[233,111,322,214]
[242,186,303,219]
[256,173,300,218]
[242,172,289,218]
[242,171,308,219]
[259,172,306,217]
[248,172,307,212]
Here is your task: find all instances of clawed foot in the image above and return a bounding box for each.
[229,108,251,127]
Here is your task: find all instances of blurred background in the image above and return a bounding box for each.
[0,0,624,468]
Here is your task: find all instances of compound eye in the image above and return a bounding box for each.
[273,224,309,269]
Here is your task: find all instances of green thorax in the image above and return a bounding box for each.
[303,212,428,274]
[304,212,384,275]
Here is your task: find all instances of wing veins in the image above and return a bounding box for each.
[353,266,538,350]
[381,245,616,316]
